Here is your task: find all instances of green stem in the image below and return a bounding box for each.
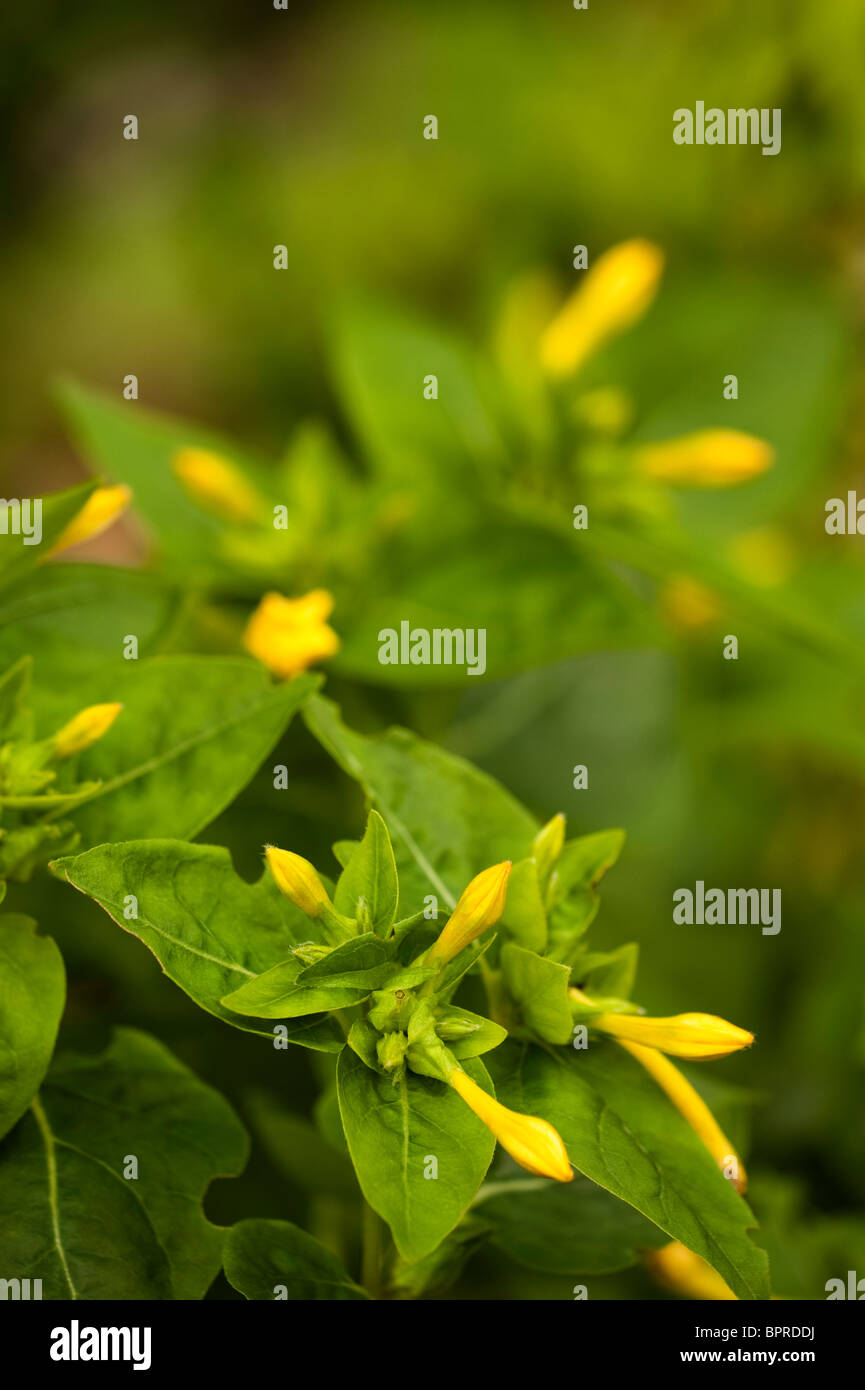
[361,1201,385,1298]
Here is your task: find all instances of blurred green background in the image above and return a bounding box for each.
[3,0,865,1298]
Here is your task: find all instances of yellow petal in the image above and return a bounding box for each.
[51,703,123,758]
[49,485,132,556]
[243,589,340,679]
[635,430,773,487]
[540,240,664,378]
[265,846,330,918]
[427,861,512,966]
[173,447,264,524]
[595,1010,753,1060]
[646,1241,737,1300]
[619,1039,747,1192]
[451,1069,573,1182]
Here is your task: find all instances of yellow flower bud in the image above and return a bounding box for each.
[540,240,664,378]
[594,1010,753,1061]
[531,814,565,880]
[51,703,123,758]
[265,845,330,918]
[450,1068,573,1182]
[660,575,722,631]
[49,485,132,556]
[243,589,340,680]
[619,1039,747,1192]
[172,447,264,524]
[635,430,773,487]
[645,1241,737,1301]
[426,861,512,966]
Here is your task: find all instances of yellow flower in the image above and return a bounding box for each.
[591,1009,753,1060]
[619,1039,747,1192]
[426,861,512,966]
[172,447,264,524]
[450,1068,573,1182]
[660,575,722,631]
[51,703,123,758]
[635,430,773,487]
[645,1241,737,1300]
[49,485,132,556]
[540,240,664,378]
[243,589,340,680]
[265,845,330,918]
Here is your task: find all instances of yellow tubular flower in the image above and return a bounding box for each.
[540,239,664,379]
[592,1010,753,1060]
[48,485,132,556]
[426,862,512,966]
[243,589,340,680]
[646,1241,737,1301]
[450,1068,573,1182]
[265,846,331,918]
[619,1039,746,1193]
[172,447,265,524]
[635,430,773,487]
[51,703,123,758]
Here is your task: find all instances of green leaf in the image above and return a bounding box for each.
[575,943,639,998]
[0,657,32,739]
[337,1047,495,1260]
[0,481,97,587]
[435,1005,508,1060]
[0,564,181,725]
[0,1028,248,1299]
[58,381,272,579]
[332,299,503,488]
[305,694,537,910]
[0,916,65,1142]
[334,809,399,933]
[500,942,574,1045]
[548,829,626,963]
[500,857,547,952]
[222,933,414,1019]
[488,1039,770,1301]
[224,1218,368,1300]
[478,1175,666,1274]
[63,657,319,848]
[52,839,344,1051]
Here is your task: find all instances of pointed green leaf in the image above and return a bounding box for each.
[500,942,574,1045]
[488,1039,770,1300]
[0,916,65,1142]
[305,694,537,911]
[0,1028,248,1299]
[52,839,343,1051]
[337,1047,495,1261]
[224,1218,368,1300]
[334,809,399,933]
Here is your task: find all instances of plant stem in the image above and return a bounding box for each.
[361,1200,385,1298]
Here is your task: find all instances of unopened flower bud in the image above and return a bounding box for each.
[50,703,123,758]
[450,1069,573,1182]
[427,862,512,967]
